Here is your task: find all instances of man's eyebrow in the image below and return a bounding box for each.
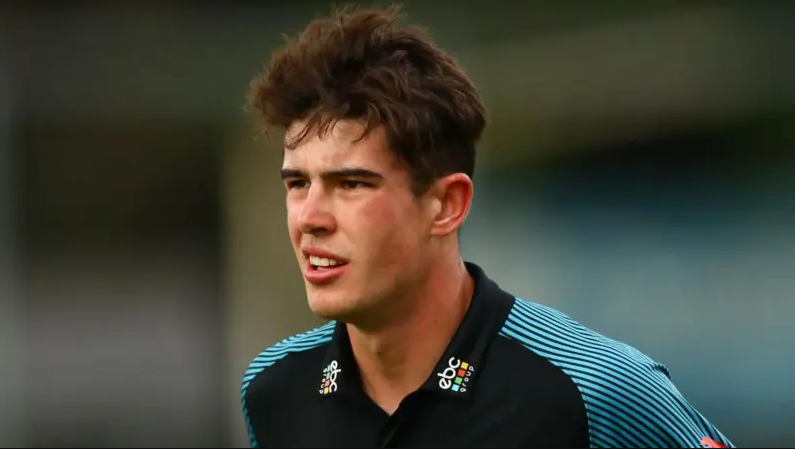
[323,168,384,180]
[279,167,384,180]
[280,168,306,180]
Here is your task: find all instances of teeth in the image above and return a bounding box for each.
[309,255,342,267]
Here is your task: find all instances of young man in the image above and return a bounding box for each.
[241,5,734,448]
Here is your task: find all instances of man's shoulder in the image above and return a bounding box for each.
[497,301,734,447]
[499,297,671,385]
[241,321,336,396]
[240,322,336,448]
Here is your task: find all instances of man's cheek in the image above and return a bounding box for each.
[359,201,398,225]
[286,207,302,229]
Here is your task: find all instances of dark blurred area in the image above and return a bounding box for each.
[0,1,793,447]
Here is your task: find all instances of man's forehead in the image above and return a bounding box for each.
[282,123,395,171]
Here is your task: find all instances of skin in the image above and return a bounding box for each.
[281,119,475,415]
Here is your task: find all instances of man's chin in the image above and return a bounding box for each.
[307,295,391,328]
[306,295,358,321]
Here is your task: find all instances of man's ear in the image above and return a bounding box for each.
[428,173,474,237]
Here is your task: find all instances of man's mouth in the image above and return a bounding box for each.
[308,255,348,271]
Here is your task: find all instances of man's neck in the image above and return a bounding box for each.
[346,256,474,415]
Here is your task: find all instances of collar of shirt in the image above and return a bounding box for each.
[316,261,514,402]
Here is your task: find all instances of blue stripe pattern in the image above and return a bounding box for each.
[499,298,734,448]
[241,321,336,448]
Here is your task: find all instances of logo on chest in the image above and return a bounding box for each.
[319,360,341,395]
[437,356,474,393]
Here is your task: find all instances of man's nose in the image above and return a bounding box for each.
[297,186,336,235]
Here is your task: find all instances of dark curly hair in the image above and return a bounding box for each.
[247,4,487,195]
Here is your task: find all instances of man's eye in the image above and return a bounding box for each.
[287,180,309,190]
[341,180,368,190]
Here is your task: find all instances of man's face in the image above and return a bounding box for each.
[281,120,433,324]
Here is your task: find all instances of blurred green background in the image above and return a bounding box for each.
[1,1,793,447]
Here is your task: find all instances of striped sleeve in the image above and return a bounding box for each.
[500,298,734,448]
[240,322,336,448]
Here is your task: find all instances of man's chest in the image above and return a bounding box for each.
[256,393,586,448]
